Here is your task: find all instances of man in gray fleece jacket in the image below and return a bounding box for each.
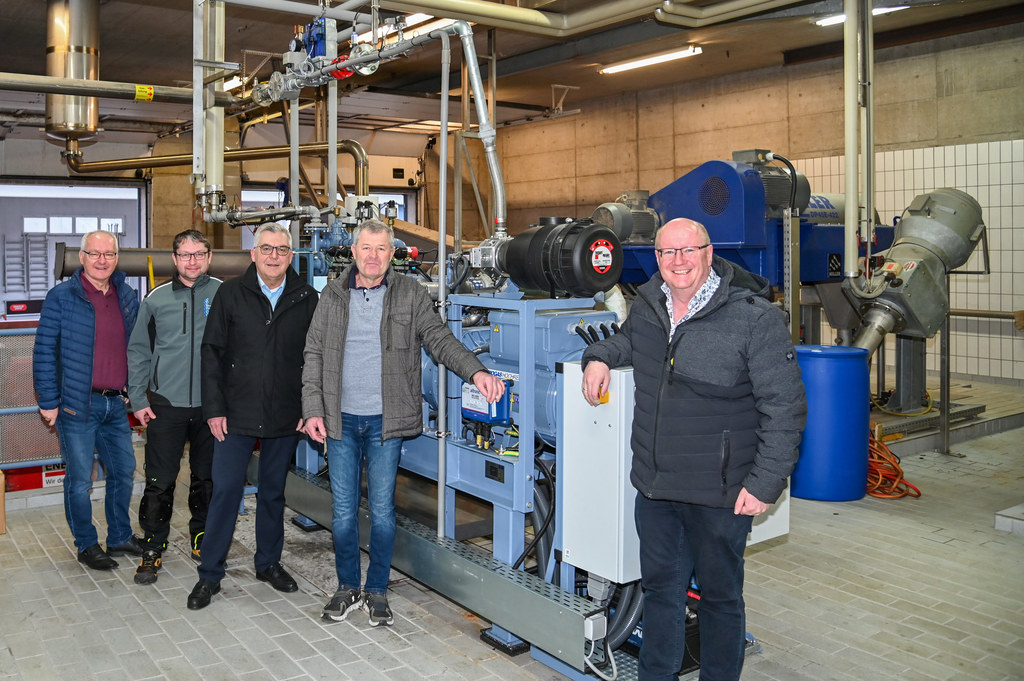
[302,219,504,627]
[581,218,806,681]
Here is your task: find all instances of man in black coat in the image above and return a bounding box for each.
[581,218,806,681]
[187,222,318,610]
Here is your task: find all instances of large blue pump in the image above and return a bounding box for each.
[616,155,894,287]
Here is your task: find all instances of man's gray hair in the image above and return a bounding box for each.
[254,221,291,244]
[80,230,119,252]
[352,219,395,248]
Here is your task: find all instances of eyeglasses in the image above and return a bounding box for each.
[257,244,292,256]
[174,251,210,261]
[82,250,118,260]
[655,244,711,258]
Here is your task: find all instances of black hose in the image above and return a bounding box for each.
[513,454,556,571]
[575,325,592,345]
[411,263,432,282]
[607,585,644,651]
[770,152,798,212]
[599,323,611,339]
[532,481,552,579]
[586,325,601,344]
[449,254,470,292]
[611,322,621,334]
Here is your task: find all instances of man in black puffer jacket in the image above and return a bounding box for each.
[581,218,806,681]
[187,222,318,610]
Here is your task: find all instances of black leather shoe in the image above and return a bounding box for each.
[78,544,118,570]
[107,535,145,557]
[187,579,221,610]
[255,563,298,593]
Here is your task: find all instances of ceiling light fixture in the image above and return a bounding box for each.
[599,45,702,75]
[815,5,909,27]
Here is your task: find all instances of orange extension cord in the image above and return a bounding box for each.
[867,431,921,499]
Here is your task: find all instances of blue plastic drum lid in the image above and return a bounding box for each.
[791,345,870,502]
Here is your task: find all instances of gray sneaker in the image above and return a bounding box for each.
[322,589,362,622]
[362,592,394,627]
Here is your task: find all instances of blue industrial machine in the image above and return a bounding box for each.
[281,149,974,681]
[609,150,895,287]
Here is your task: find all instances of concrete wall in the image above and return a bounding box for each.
[494,24,1024,385]
[496,25,1024,233]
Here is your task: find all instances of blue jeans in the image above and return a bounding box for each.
[327,413,403,594]
[55,393,137,551]
[635,494,753,681]
[198,432,298,583]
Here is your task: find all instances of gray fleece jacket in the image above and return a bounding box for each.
[301,267,488,442]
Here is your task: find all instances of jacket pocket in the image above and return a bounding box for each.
[387,312,413,350]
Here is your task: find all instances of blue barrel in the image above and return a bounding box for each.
[791,345,870,501]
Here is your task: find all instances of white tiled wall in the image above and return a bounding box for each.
[795,139,1024,385]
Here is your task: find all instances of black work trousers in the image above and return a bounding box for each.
[137,404,214,552]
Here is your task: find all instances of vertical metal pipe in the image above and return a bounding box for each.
[939,277,951,455]
[192,0,206,205]
[204,0,226,201]
[326,18,339,210]
[843,0,860,278]
[860,1,875,261]
[290,96,300,244]
[435,30,452,539]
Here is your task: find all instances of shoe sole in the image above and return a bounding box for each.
[134,572,158,585]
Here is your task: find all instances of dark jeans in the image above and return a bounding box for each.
[327,413,404,594]
[635,494,753,681]
[137,404,214,551]
[198,432,298,584]
[55,392,136,551]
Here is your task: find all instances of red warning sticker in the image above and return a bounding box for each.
[590,239,614,273]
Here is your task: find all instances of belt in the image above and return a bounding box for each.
[92,388,128,398]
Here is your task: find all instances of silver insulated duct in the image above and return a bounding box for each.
[46,0,99,142]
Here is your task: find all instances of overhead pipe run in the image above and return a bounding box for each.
[0,72,240,108]
[62,137,370,195]
[55,244,253,279]
[380,0,808,35]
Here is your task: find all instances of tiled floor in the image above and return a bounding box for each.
[1,426,1021,681]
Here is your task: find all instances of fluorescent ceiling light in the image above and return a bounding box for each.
[599,45,702,75]
[815,6,909,27]
[223,76,244,91]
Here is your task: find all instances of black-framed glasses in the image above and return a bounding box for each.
[257,244,292,256]
[82,250,117,260]
[174,250,210,261]
[655,244,710,258]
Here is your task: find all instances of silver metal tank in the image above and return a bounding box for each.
[46,0,99,142]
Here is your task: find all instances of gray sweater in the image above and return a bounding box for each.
[302,267,488,441]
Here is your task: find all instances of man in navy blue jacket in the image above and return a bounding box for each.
[33,230,144,570]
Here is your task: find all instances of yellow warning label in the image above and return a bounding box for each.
[135,85,154,102]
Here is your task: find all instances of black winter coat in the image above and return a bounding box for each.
[582,256,806,508]
[201,263,318,438]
